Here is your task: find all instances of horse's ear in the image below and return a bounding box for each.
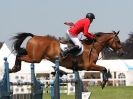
[112,30,117,35]
[112,30,115,33]
[116,31,120,35]
[113,30,120,36]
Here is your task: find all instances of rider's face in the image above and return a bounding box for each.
[90,19,93,23]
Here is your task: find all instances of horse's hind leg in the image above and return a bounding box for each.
[19,54,42,63]
[9,54,41,73]
[9,55,22,73]
[9,48,28,73]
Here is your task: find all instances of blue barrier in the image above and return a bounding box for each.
[0,57,11,99]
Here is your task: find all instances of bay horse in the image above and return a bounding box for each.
[9,31,124,89]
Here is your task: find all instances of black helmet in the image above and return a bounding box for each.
[86,13,95,19]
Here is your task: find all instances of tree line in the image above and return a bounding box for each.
[102,32,133,59]
[0,42,3,49]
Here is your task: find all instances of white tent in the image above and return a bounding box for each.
[122,60,133,71]
[97,59,133,86]
[97,59,133,72]
[97,60,128,72]
[0,43,16,68]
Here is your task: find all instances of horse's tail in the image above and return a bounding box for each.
[12,33,34,53]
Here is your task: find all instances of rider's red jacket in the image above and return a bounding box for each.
[68,18,94,39]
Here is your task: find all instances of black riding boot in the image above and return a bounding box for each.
[63,45,79,56]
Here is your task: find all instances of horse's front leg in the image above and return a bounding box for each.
[101,69,111,89]
[85,64,111,89]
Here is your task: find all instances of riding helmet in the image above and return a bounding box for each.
[86,13,95,19]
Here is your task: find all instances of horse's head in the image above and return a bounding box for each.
[106,31,124,56]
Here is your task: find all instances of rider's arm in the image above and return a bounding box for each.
[83,20,94,39]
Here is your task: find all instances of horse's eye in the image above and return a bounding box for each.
[117,40,120,43]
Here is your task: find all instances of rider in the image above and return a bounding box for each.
[63,13,96,56]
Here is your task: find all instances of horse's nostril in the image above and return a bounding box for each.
[119,52,124,56]
[116,51,123,57]
[120,53,123,56]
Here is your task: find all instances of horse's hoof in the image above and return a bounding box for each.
[101,84,105,89]
[9,68,20,73]
[101,81,107,89]
[9,69,14,73]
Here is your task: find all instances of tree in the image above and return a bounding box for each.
[102,32,133,59]
[122,32,133,59]
[0,42,3,49]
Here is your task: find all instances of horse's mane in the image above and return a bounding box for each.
[95,32,103,37]
[81,32,104,43]
[81,32,115,45]
[45,35,59,41]
[95,32,113,37]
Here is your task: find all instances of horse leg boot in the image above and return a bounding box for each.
[63,45,79,56]
[9,56,22,73]
[101,68,109,89]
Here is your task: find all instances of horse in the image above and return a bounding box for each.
[9,31,124,89]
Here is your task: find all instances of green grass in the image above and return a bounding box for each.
[43,94,74,99]
[43,86,133,99]
[89,86,133,99]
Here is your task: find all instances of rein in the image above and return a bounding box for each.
[6,49,15,59]
[88,39,96,61]
[88,40,104,60]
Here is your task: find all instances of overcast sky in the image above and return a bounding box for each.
[0,0,133,45]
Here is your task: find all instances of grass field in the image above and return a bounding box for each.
[43,86,133,99]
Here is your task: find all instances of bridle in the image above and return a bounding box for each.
[89,32,122,60]
[108,33,122,52]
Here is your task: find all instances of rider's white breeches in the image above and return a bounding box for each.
[66,30,82,48]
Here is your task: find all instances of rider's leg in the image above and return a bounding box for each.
[67,30,82,48]
[63,31,82,55]
[66,37,81,53]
